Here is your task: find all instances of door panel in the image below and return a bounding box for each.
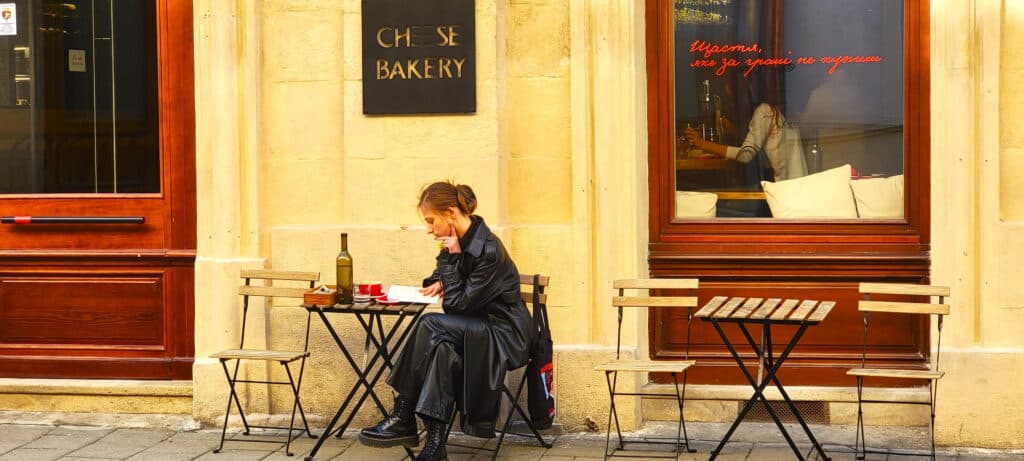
[0,0,194,380]
[0,274,163,344]
[0,197,164,249]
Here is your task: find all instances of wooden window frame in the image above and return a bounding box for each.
[646,0,930,263]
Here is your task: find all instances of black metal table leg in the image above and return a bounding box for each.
[707,318,825,461]
[304,306,425,460]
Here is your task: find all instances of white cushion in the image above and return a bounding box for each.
[675,191,717,218]
[850,175,904,218]
[760,164,858,218]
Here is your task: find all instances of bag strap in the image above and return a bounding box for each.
[531,274,549,333]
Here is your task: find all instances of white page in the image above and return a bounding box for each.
[387,285,440,305]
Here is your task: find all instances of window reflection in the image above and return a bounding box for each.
[0,0,159,194]
[673,0,904,219]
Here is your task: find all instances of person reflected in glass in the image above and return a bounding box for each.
[683,68,807,181]
[359,180,534,461]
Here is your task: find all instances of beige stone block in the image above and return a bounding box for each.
[829,402,928,426]
[933,351,1024,449]
[342,81,499,163]
[269,226,439,288]
[1002,80,1024,148]
[193,358,257,424]
[506,1,570,78]
[261,157,344,225]
[341,157,502,224]
[263,81,345,160]
[501,225,580,342]
[343,12,361,81]
[555,347,639,433]
[265,0,343,12]
[507,156,572,223]
[505,77,571,160]
[0,380,192,416]
[642,398,736,423]
[262,10,343,83]
[1005,1,1024,69]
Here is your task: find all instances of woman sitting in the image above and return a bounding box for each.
[359,180,534,461]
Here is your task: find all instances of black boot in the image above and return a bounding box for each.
[414,416,447,461]
[358,394,419,448]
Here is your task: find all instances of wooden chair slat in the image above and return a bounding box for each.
[730,298,763,319]
[519,274,550,287]
[769,299,801,320]
[859,283,949,297]
[521,291,549,305]
[788,300,819,321]
[594,359,696,373]
[694,296,728,318]
[612,296,699,308]
[211,349,309,362]
[846,368,944,380]
[613,278,699,290]
[807,301,836,323]
[859,300,950,315]
[749,298,782,319]
[240,270,320,282]
[712,297,746,318]
[238,286,309,299]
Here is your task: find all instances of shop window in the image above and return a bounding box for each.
[0,0,159,194]
[669,0,904,220]
[648,0,928,250]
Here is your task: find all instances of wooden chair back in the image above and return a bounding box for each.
[612,278,699,359]
[856,282,950,371]
[519,273,549,307]
[237,269,319,350]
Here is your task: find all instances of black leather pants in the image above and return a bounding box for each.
[388,313,471,421]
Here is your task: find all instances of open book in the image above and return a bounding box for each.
[387,285,440,305]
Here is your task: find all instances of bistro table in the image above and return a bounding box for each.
[695,296,835,461]
[301,300,427,461]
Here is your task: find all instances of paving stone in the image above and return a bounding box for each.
[67,428,175,459]
[330,443,410,461]
[0,424,52,455]
[192,447,275,460]
[0,447,70,461]
[261,433,352,459]
[958,453,1024,460]
[126,453,205,461]
[126,431,223,460]
[22,426,113,450]
[59,458,121,461]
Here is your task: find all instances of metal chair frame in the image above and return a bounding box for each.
[211,270,320,456]
[597,279,699,460]
[849,283,949,461]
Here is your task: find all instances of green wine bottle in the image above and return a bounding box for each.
[336,233,354,304]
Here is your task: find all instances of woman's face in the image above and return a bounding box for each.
[420,206,457,239]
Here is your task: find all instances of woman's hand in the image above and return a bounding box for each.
[683,126,704,150]
[436,222,462,254]
[421,281,443,297]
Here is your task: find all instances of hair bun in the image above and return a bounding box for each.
[456,184,477,214]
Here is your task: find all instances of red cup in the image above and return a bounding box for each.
[358,281,383,297]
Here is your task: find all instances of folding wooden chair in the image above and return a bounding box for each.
[847,282,950,460]
[594,278,699,460]
[430,273,555,460]
[210,270,319,456]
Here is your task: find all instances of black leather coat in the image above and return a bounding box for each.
[422,216,534,437]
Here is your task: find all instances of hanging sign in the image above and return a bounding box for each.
[361,0,476,114]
